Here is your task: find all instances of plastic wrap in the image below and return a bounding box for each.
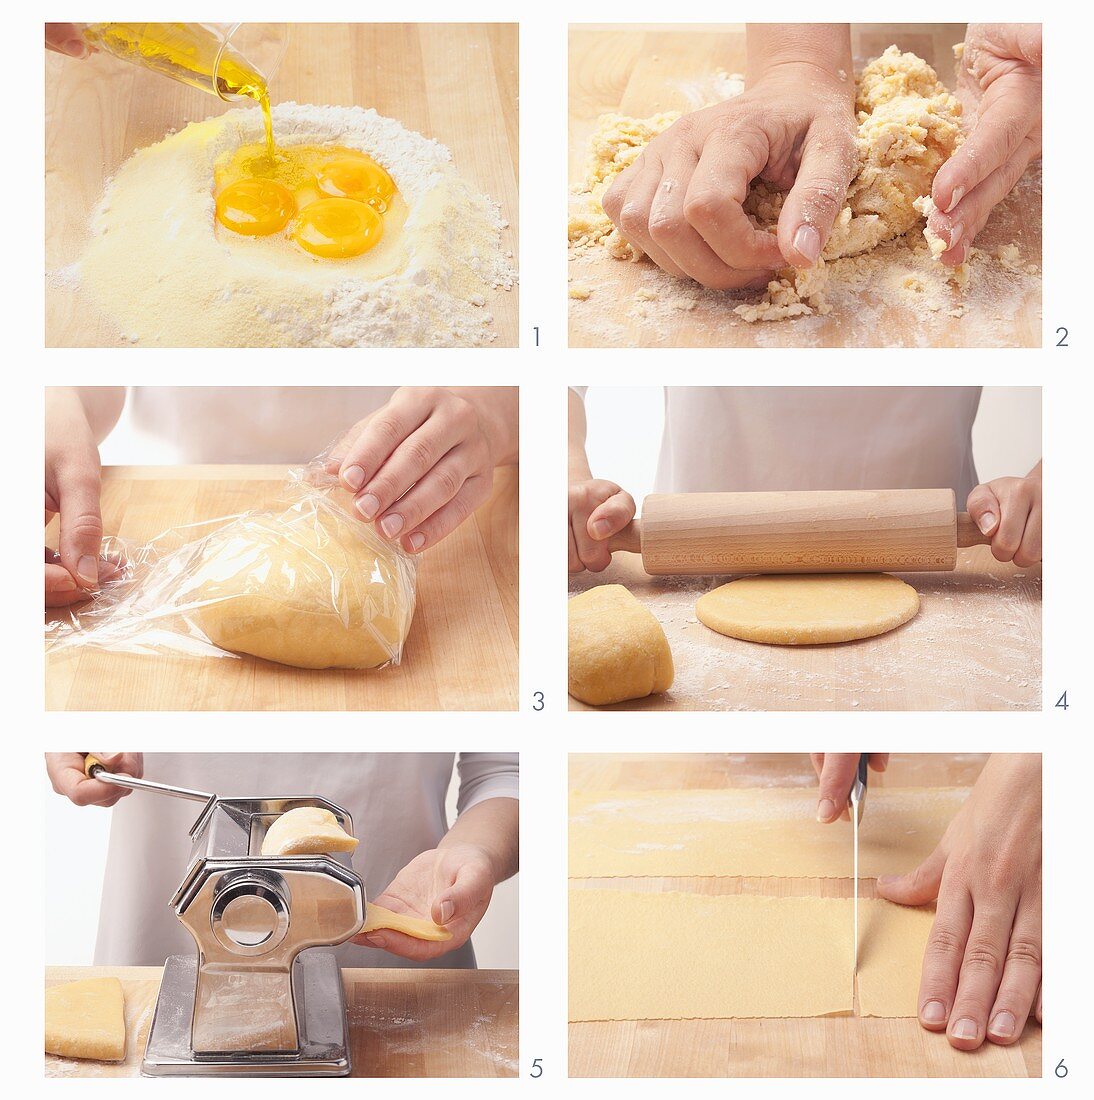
[45,457,418,670]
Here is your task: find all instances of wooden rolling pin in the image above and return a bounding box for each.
[608,489,991,576]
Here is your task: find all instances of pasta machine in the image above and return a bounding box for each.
[84,758,365,1077]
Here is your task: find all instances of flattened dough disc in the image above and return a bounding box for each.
[696,573,920,645]
[45,977,126,1061]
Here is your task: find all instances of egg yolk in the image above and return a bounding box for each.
[292,198,384,258]
[215,178,295,236]
[317,155,396,212]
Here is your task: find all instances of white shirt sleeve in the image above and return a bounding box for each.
[456,752,519,815]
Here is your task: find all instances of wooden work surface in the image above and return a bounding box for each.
[45,465,518,711]
[568,24,1041,348]
[569,546,1040,711]
[45,22,518,347]
[568,753,1042,1078]
[45,966,518,1078]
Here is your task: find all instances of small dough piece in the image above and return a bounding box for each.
[568,584,674,705]
[189,503,414,670]
[696,573,920,645]
[569,891,853,1021]
[45,977,126,1061]
[261,806,359,856]
[362,903,453,941]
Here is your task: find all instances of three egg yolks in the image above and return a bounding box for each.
[213,144,396,259]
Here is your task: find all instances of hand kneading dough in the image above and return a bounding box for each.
[696,573,919,645]
[189,506,413,669]
[363,904,453,941]
[45,977,126,1061]
[261,806,359,856]
[569,584,674,705]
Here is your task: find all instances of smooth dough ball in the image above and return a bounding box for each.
[568,584,674,705]
[696,573,920,645]
[187,505,414,669]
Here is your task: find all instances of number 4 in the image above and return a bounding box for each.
[1055,691,1068,710]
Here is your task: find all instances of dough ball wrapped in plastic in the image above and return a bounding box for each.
[45,458,417,671]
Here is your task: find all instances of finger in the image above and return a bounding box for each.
[431,859,493,927]
[947,903,1017,1050]
[915,881,974,1032]
[45,562,86,607]
[649,146,749,288]
[356,423,463,523]
[375,445,478,542]
[568,523,583,574]
[1035,984,1042,1024]
[684,129,785,275]
[337,392,434,496]
[965,484,1001,538]
[45,24,89,58]
[52,765,127,808]
[810,753,825,780]
[990,487,1030,564]
[935,142,1036,260]
[586,490,635,542]
[777,121,856,267]
[1013,502,1042,568]
[876,843,948,906]
[357,929,447,962]
[601,157,644,225]
[869,753,889,773]
[399,477,491,554]
[56,457,104,588]
[573,504,612,572]
[93,752,142,778]
[614,155,688,279]
[815,754,860,822]
[933,82,1038,214]
[986,893,1041,1045]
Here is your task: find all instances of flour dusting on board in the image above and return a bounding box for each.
[571,563,1040,711]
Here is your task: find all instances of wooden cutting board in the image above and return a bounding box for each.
[568,753,1042,1078]
[45,465,518,711]
[45,966,518,1078]
[568,23,1041,348]
[569,545,1040,711]
[45,22,518,347]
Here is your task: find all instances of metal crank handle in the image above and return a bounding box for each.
[83,754,214,803]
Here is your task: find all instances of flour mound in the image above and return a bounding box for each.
[67,103,515,347]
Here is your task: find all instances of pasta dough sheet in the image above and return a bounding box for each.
[569,891,853,1021]
[569,890,934,1021]
[858,898,936,1018]
[569,787,965,879]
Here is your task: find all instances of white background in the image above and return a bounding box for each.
[16,1,1084,1094]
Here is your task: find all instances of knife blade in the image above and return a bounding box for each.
[849,754,869,976]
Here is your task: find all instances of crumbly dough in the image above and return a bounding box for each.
[569,890,932,1020]
[45,978,126,1061]
[261,806,360,856]
[696,573,920,645]
[569,46,964,321]
[568,584,674,705]
[362,904,453,941]
[569,787,966,879]
[190,503,414,669]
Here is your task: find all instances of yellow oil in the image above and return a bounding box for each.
[83,23,275,159]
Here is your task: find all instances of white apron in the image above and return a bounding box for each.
[121,387,398,464]
[652,387,981,499]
